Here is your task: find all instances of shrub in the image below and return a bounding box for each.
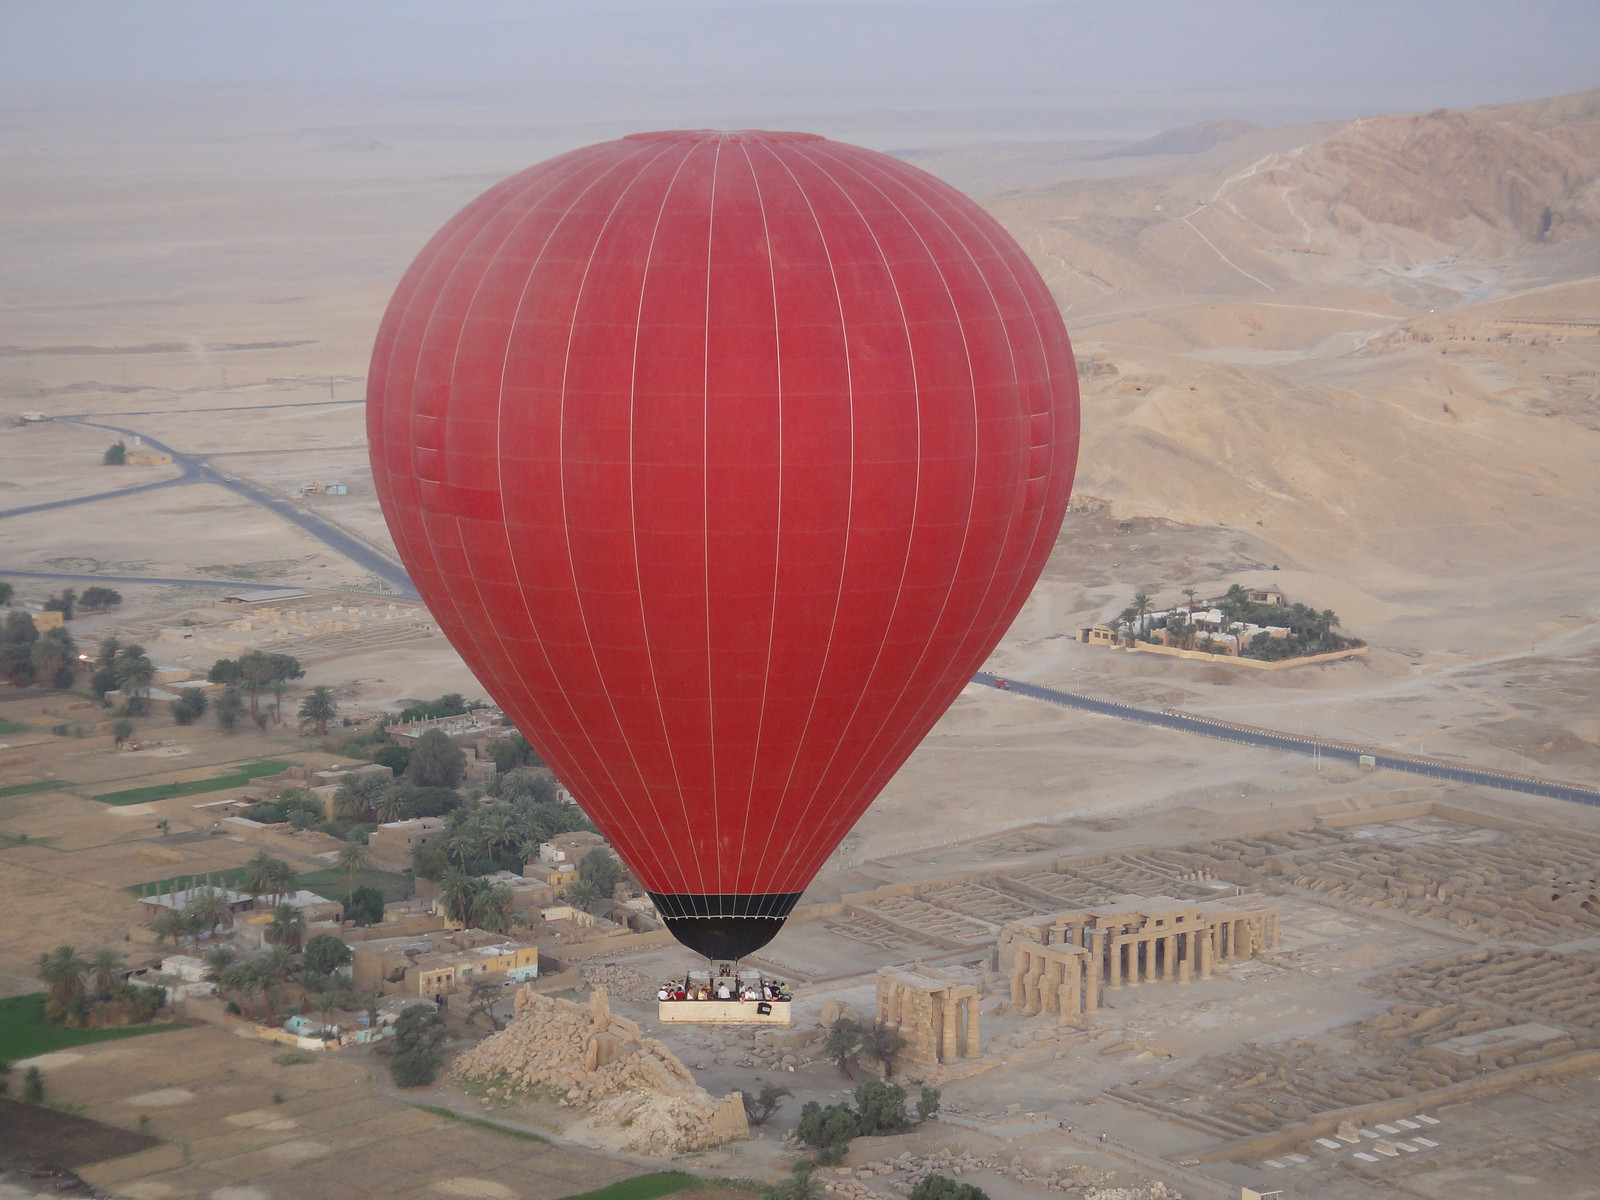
[909,1177,988,1200]
[852,1078,910,1136]
[23,1065,44,1103]
[343,885,385,927]
[797,1100,859,1164]
[916,1085,941,1122]
[389,1049,439,1087]
[374,744,412,776]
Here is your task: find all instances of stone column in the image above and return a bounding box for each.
[1060,955,1081,1021]
[940,992,959,1065]
[1024,957,1042,1014]
[1162,935,1175,981]
[965,992,981,1058]
[1270,913,1280,951]
[1010,963,1026,1008]
[1239,920,1254,960]
[1199,928,1213,980]
[1108,939,1122,989]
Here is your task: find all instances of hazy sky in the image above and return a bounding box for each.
[5,1,1598,137]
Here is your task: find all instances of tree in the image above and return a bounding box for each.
[302,933,352,980]
[243,849,289,906]
[909,1177,988,1200]
[738,1083,792,1126]
[334,773,380,822]
[374,744,412,777]
[0,581,12,606]
[237,651,276,717]
[579,847,622,899]
[852,1079,910,1135]
[103,440,127,465]
[31,626,78,687]
[406,728,465,788]
[223,960,265,1018]
[265,903,306,952]
[268,678,289,723]
[79,586,121,613]
[767,1162,823,1200]
[114,644,155,713]
[1182,587,1198,615]
[111,717,134,746]
[215,686,245,732]
[202,945,237,985]
[37,945,89,1017]
[170,688,208,725]
[389,1003,447,1087]
[490,731,543,774]
[466,976,505,1031]
[188,885,233,937]
[42,588,76,621]
[916,1085,941,1122]
[344,885,385,926]
[336,832,370,897]
[313,988,342,1034]
[564,877,603,912]
[1130,592,1153,637]
[0,1058,11,1096]
[94,636,121,670]
[298,685,339,736]
[826,1018,862,1078]
[149,906,188,950]
[88,948,123,1001]
[797,1101,859,1164]
[22,1066,45,1103]
[859,1021,908,1079]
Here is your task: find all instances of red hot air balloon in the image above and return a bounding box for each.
[368,130,1079,959]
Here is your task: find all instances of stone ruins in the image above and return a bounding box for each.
[876,965,982,1068]
[999,894,1279,1020]
[451,985,748,1153]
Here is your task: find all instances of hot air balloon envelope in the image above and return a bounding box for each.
[368,130,1079,959]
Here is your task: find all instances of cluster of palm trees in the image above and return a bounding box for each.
[36,945,165,1026]
[434,869,519,932]
[90,637,157,710]
[200,941,372,1029]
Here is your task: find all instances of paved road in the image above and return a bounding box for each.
[0,568,406,596]
[974,671,1600,808]
[19,417,421,600]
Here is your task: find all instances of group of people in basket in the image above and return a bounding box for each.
[658,976,792,1002]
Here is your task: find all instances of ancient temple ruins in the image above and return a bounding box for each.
[998,893,1279,1022]
[876,964,983,1067]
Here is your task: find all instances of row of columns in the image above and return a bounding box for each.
[878,977,981,1065]
[1009,945,1097,1024]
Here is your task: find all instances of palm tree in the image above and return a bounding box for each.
[115,646,156,713]
[188,886,233,940]
[30,628,77,688]
[267,858,297,906]
[333,774,371,822]
[265,903,306,952]
[1131,592,1153,637]
[313,988,342,1034]
[215,686,245,733]
[565,877,602,912]
[336,834,369,898]
[243,850,280,908]
[88,948,123,1001]
[150,906,188,949]
[237,651,274,718]
[476,883,516,933]
[297,686,339,736]
[268,678,289,724]
[362,991,380,1029]
[224,961,263,1017]
[1182,587,1198,616]
[202,946,237,986]
[37,945,89,1014]
[435,868,475,925]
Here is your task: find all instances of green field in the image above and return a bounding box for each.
[0,994,184,1061]
[0,779,67,799]
[0,717,25,735]
[127,865,411,903]
[293,866,412,903]
[93,760,291,806]
[127,866,252,897]
[558,1173,699,1200]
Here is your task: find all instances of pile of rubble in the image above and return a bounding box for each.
[579,961,657,1001]
[451,986,747,1153]
[828,1150,1183,1198]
